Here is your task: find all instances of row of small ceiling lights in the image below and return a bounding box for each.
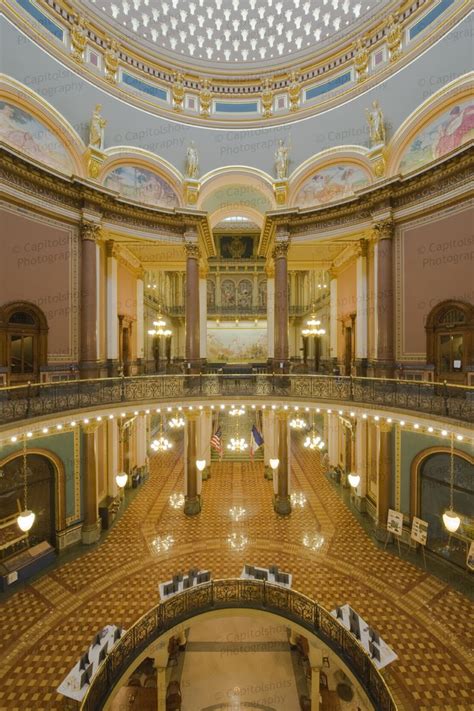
[5,404,467,444]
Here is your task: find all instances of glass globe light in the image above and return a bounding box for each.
[348,472,360,488]
[115,472,128,488]
[269,458,279,470]
[442,510,460,533]
[17,510,35,532]
[196,459,206,472]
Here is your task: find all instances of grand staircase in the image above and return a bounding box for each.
[211,412,264,462]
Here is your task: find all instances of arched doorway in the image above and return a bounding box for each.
[0,302,48,385]
[416,450,474,567]
[425,300,474,384]
[0,451,62,548]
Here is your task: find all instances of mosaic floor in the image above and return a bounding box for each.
[0,441,473,710]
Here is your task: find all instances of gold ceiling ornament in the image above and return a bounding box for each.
[354,37,369,83]
[199,79,213,118]
[261,77,274,119]
[104,39,119,84]
[172,72,185,112]
[288,71,301,113]
[70,14,87,63]
[386,14,403,63]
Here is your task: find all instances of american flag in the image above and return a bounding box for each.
[210,426,223,458]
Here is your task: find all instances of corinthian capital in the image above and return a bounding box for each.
[185,242,200,259]
[272,241,289,260]
[372,219,394,242]
[80,220,102,242]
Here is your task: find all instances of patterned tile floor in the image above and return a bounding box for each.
[0,441,473,711]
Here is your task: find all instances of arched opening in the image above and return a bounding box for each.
[0,453,56,549]
[415,449,474,567]
[0,302,48,385]
[425,300,474,384]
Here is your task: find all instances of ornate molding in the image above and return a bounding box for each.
[372,219,394,242]
[272,241,289,260]
[185,242,200,260]
[80,219,102,243]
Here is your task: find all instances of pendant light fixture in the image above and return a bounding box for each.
[442,433,461,533]
[150,412,172,452]
[227,413,248,452]
[17,436,35,533]
[303,412,325,450]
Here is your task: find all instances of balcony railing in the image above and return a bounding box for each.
[0,375,472,426]
[79,579,397,711]
[148,305,312,318]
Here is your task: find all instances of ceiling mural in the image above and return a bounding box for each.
[0,101,73,174]
[399,100,474,174]
[294,163,370,207]
[103,165,179,208]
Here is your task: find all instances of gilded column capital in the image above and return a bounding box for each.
[272,241,289,260]
[277,409,288,421]
[372,219,394,242]
[378,421,392,433]
[104,39,120,84]
[328,267,337,281]
[82,421,101,434]
[355,239,368,258]
[185,242,200,259]
[199,264,208,279]
[80,220,102,243]
[106,239,119,258]
[266,263,275,278]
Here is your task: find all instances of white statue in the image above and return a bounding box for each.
[274,139,289,180]
[89,104,106,150]
[185,141,199,179]
[366,100,385,146]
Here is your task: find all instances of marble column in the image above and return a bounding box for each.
[107,418,119,498]
[82,423,101,544]
[329,270,338,368]
[262,409,277,479]
[373,220,394,377]
[327,413,339,468]
[106,240,119,375]
[136,273,145,373]
[355,418,368,499]
[184,412,201,515]
[274,411,291,515]
[199,268,207,361]
[355,239,368,376]
[273,238,290,369]
[377,422,392,527]
[156,667,166,711]
[266,270,275,361]
[184,240,201,370]
[80,220,101,378]
[197,410,212,480]
[309,646,323,711]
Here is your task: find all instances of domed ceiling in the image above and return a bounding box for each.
[82,0,390,72]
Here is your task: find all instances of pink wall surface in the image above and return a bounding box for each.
[0,207,75,359]
[336,261,357,359]
[117,263,137,321]
[399,203,473,357]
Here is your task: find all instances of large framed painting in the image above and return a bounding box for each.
[207,320,267,362]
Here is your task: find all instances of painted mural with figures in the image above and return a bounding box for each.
[399,100,474,173]
[0,101,73,174]
[294,163,370,207]
[207,321,267,362]
[103,165,179,207]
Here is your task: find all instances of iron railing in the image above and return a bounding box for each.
[0,374,472,426]
[79,579,397,711]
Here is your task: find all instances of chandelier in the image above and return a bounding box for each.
[228,533,248,551]
[169,493,185,509]
[302,313,326,338]
[229,506,246,521]
[169,413,185,429]
[290,417,307,430]
[227,416,248,452]
[290,492,307,508]
[229,406,245,416]
[304,413,325,450]
[148,309,172,338]
[17,437,35,533]
[442,433,461,533]
[150,414,172,452]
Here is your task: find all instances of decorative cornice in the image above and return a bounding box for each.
[371,218,395,242]
[3,0,470,128]
[80,219,102,242]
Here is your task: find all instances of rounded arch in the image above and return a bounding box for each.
[209,205,264,229]
[289,148,373,208]
[388,74,473,175]
[410,445,474,521]
[425,299,474,383]
[0,446,67,537]
[0,301,49,384]
[0,75,86,176]
[198,166,275,214]
[100,149,182,208]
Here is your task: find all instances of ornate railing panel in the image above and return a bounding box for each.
[0,375,472,426]
[80,579,397,711]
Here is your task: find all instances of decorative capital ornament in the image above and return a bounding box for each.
[80,220,102,243]
[354,37,369,83]
[386,14,402,63]
[261,76,274,119]
[273,179,288,205]
[172,72,185,112]
[288,70,301,112]
[199,79,213,118]
[70,14,87,63]
[372,219,394,241]
[272,241,289,260]
[184,242,200,259]
[104,39,119,84]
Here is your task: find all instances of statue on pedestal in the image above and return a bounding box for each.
[185,141,199,179]
[366,100,385,146]
[89,104,106,150]
[274,139,289,180]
